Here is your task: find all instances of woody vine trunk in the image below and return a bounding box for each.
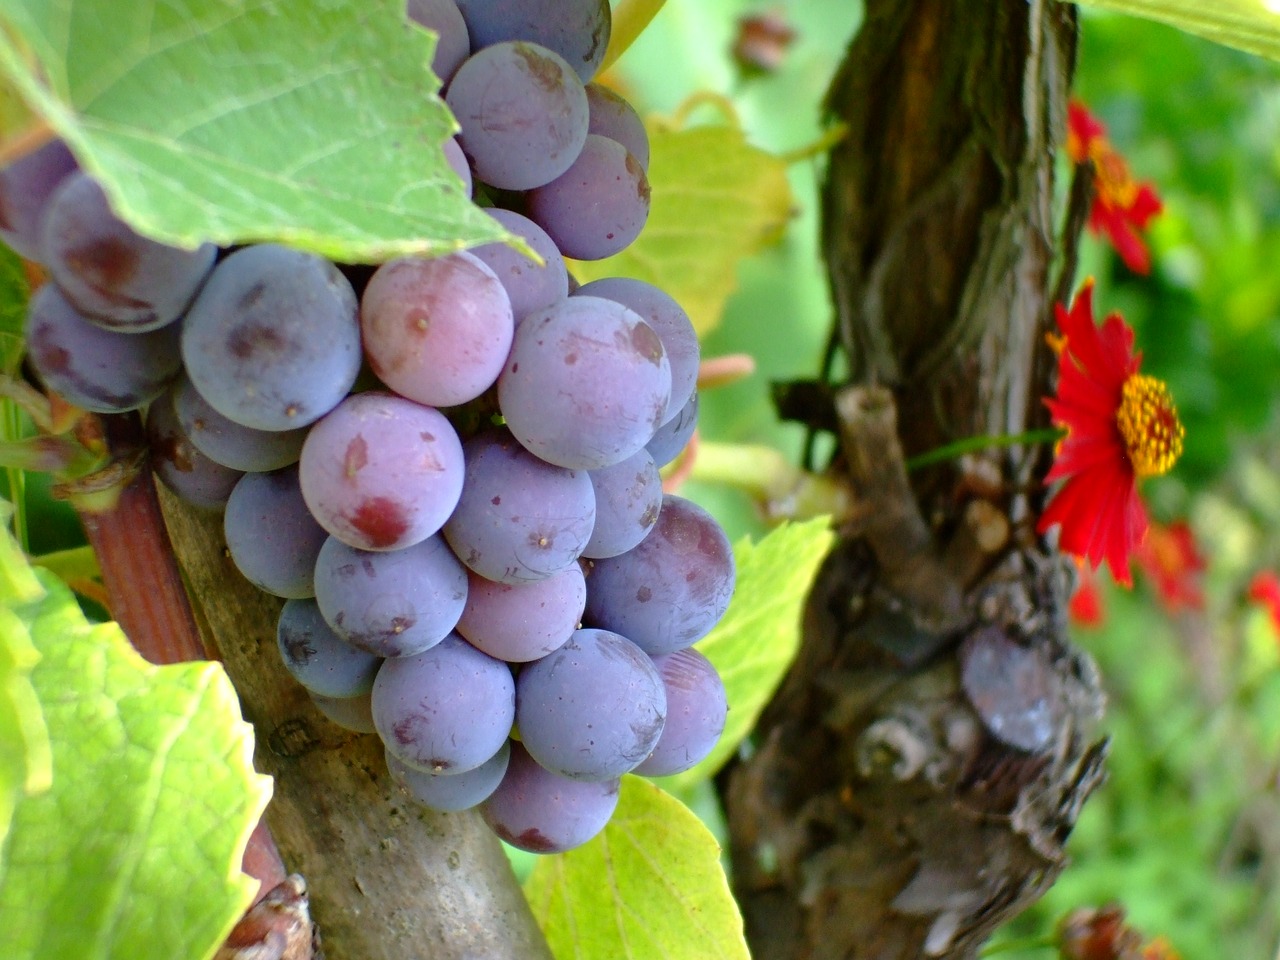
[723,2,1109,958]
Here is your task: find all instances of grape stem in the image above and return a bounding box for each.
[684,438,851,522]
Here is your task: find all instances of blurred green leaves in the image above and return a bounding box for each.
[1077,1,1280,62]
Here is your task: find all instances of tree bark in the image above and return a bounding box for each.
[157,488,552,960]
[725,2,1109,958]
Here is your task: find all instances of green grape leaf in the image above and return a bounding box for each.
[0,0,508,261]
[0,604,49,853]
[0,244,26,375]
[655,517,834,793]
[0,565,272,960]
[568,118,793,335]
[525,776,749,960]
[1077,1,1280,62]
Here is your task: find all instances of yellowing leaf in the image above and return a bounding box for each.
[1078,0,1280,61]
[0,566,271,960]
[569,119,793,335]
[656,516,834,793]
[525,776,748,960]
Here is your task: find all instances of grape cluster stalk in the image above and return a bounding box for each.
[2,0,734,855]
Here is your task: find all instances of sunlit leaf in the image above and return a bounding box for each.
[1077,0,1280,61]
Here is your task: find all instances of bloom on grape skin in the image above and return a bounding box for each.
[1037,281,1184,587]
[1067,101,1163,275]
[1133,520,1205,613]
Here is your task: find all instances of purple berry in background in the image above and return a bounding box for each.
[456,564,586,662]
[455,0,611,83]
[527,134,650,261]
[372,633,515,775]
[481,741,619,853]
[277,599,382,699]
[224,466,329,599]
[309,692,377,733]
[516,628,666,782]
[443,430,596,584]
[585,83,649,169]
[583,448,663,560]
[498,295,671,470]
[39,171,215,331]
[0,138,78,260]
[584,495,735,656]
[313,534,468,659]
[633,648,728,777]
[442,137,473,196]
[299,391,464,552]
[386,741,510,812]
[446,41,589,191]
[407,0,471,84]
[360,252,513,408]
[174,376,307,473]
[26,283,182,413]
[576,277,699,421]
[468,209,568,323]
[147,387,244,511]
[647,392,698,469]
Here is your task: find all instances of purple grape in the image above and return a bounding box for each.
[310,691,377,733]
[313,534,467,658]
[360,252,513,407]
[407,0,471,84]
[181,244,360,431]
[386,741,509,812]
[516,628,666,782]
[456,564,585,662]
[646,391,698,468]
[584,495,735,655]
[455,0,611,83]
[26,284,181,413]
[585,83,649,169]
[576,277,699,421]
[224,466,328,599]
[299,391,464,551]
[527,134,650,260]
[633,648,727,777]
[39,171,215,331]
[468,209,568,323]
[174,377,307,472]
[0,138,78,260]
[481,741,619,853]
[583,448,662,559]
[372,633,515,774]
[147,387,244,510]
[498,296,670,470]
[442,431,595,584]
[277,598,382,698]
[446,42,589,190]
[442,137,473,196]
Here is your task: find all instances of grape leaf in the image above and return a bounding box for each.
[654,516,834,793]
[0,563,272,960]
[568,119,793,335]
[0,0,508,261]
[525,776,749,960]
[1077,0,1280,61]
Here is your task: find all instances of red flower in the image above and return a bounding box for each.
[1069,563,1107,628]
[1037,281,1184,587]
[1067,101,1163,274]
[1248,571,1280,635]
[1133,520,1205,613]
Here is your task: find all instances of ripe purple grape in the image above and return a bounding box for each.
[633,648,727,777]
[443,137,473,196]
[0,138,78,260]
[372,633,515,775]
[646,392,698,468]
[516,628,666,782]
[455,0,611,83]
[313,534,468,658]
[585,83,649,169]
[40,171,215,331]
[174,377,307,473]
[584,495,735,655]
[147,387,244,510]
[498,296,671,470]
[386,741,510,812]
[456,564,585,662]
[527,134,650,260]
[446,42,588,190]
[224,466,329,599]
[482,741,619,853]
[407,0,471,84]
[442,431,595,584]
[583,448,662,560]
[468,209,568,323]
[360,252,513,408]
[181,244,360,431]
[299,391,464,551]
[277,599,382,699]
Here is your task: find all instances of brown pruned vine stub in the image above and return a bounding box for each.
[723,1,1110,958]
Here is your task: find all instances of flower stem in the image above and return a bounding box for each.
[688,439,849,522]
[978,934,1058,956]
[905,428,1063,472]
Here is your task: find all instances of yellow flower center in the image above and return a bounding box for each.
[1089,140,1139,208]
[1116,374,1183,478]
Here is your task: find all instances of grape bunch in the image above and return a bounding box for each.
[1,0,733,854]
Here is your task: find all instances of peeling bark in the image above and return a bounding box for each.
[725,3,1109,958]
